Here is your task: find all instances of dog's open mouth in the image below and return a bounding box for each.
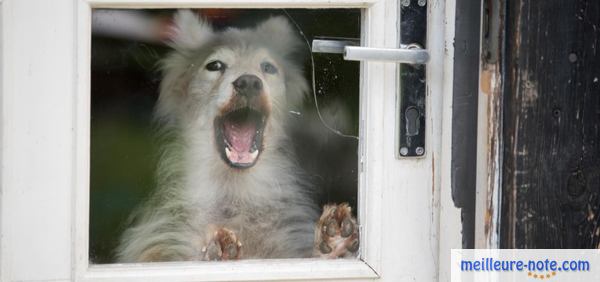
[215,108,266,168]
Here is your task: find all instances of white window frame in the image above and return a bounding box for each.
[0,0,461,281]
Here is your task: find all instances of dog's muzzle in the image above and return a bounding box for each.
[232,74,262,98]
[214,75,269,169]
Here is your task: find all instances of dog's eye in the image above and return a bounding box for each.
[206,60,226,72]
[261,62,278,74]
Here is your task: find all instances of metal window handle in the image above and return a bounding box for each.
[312,39,430,65]
[344,46,429,64]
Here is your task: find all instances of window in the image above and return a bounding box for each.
[89,8,361,264]
[0,0,459,281]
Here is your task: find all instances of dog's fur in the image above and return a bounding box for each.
[116,10,358,262]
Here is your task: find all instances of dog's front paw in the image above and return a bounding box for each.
[314,203,359,258]
[201,227,242,261]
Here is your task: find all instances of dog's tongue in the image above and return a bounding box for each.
[223,119,257,154]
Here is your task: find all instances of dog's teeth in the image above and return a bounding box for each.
[250,150,258,160]
[225,147,232,159]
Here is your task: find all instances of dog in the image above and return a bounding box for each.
[116,10,358,262]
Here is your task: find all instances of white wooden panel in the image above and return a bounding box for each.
[357,0,385,275]
[374,0,451,281]
[85,259,377,282]
[87,0,376,8]
[438,0,464,281]
[0,2,4,281]
[0,0,459,281]
[0,0,75,281]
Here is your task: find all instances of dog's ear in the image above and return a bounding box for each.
[167,10,214,50]
[255,16,303,56]
[255,16,309,109]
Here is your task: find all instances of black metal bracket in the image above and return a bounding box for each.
[398,0,427,157]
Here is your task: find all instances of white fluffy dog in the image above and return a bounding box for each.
[116,10,358,262]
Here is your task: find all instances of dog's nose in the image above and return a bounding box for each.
[233,75,263,97]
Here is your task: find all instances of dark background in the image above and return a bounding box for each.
[90,9,361,263]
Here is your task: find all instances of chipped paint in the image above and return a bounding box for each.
[477,0,506,249]
[520,71,539,108]
[485,63,504,249]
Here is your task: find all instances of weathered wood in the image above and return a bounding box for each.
[501,0,600,248]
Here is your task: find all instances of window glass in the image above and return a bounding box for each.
[90,8,360,264]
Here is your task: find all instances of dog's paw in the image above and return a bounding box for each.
[201,227,242,261]
[314,203,359,258]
